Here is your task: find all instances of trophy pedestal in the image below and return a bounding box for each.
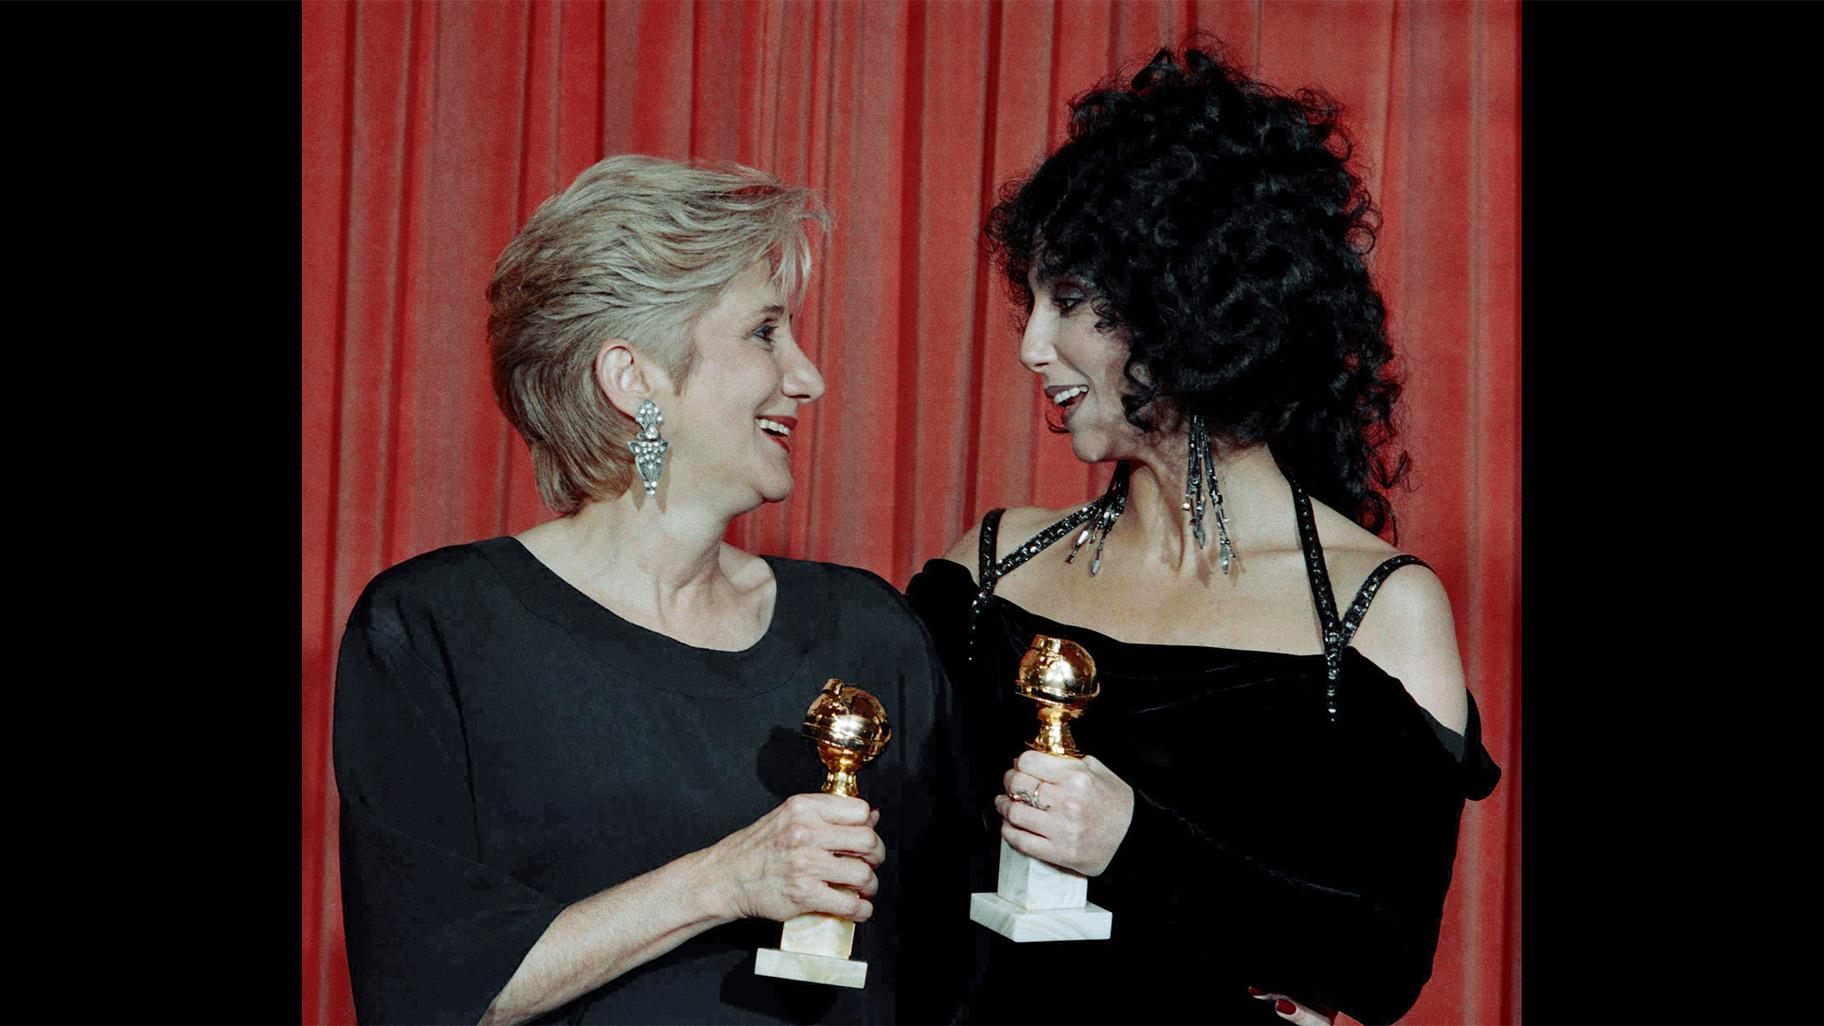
[969,838,1112,942]
[754,912,868,988]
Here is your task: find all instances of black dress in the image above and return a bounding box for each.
[904,482,1500,1026]
[334,538,970,1025]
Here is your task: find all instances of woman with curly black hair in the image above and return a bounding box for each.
[907,44,1500,1025]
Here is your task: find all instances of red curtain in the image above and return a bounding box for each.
[302,2,1518,1022]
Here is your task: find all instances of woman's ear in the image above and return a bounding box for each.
[594,340,675,420]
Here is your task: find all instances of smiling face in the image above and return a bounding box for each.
[1020,271,1140,464]
[657,259,825,509]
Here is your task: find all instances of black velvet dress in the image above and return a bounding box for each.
[904,482,1500,1026]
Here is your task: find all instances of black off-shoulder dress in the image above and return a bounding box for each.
[904,481,1500,1026]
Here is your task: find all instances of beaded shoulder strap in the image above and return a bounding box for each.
[1339,554,1429,649]
[986,504,1103,583]
[1290,481,1429,723]
[967,507,1008,643]
[962,464,1130,662]
[977,508,1006,587]
[1291,482,1349,723]
[965,502,1102,661]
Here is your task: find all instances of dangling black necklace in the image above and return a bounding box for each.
[1063,461,1131,576]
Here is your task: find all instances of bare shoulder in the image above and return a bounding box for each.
[1307,499,1400,562]
[938,504,1081,581]
[1303,497,1467,733]
[1304,497,1401,604]
[995,504,1082,550]
[1347,560,1469,734]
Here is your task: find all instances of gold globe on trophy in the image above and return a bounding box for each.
[754,678,891,988]
[969,635,1114,942]
[1015,634,1100,757]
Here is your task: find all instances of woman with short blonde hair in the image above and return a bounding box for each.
[335,154,961,1026]
[488,154,827,512]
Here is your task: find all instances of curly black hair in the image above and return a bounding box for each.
[986,42,1410,538]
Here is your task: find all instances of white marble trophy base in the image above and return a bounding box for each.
[969,838,1112,942]
[754,912,868,988]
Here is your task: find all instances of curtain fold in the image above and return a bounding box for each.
[302,3,1519,1021]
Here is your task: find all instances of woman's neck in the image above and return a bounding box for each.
[519,487,748,622]
[1117,439,1288,574]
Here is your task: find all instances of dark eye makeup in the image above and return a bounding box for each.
[1050,278,1090,315]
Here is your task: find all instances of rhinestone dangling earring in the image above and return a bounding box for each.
[1183,414,1207,549]
[1182,414,1236,573]
[1205,426,1235,573]
[627,399,669,497]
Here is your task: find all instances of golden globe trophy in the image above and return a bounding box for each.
[968,635,1113,942]
[754,678,892,988]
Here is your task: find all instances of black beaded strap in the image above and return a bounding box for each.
[1290,483,1341,639]
[967,508,1008,651]
[987,503,1101,582]
[1290,481,1351,722]
[1291,481,1429,724]
[1339,554,1429,649]
[965,502,1101,661]
[977,508,1006,587]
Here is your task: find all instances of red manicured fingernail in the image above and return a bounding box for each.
[1276,999,1296,1016]
[1247,987,1265,995]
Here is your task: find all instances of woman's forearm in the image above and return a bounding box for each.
[477,790,880,1024]
[478,845,733,1026]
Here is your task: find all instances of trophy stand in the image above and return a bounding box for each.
[969,636,1113,943]
[755,678,891,988]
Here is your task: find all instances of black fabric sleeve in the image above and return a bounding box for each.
[904,562,975,695]
[1095,706,1499,1026]
[902,561,993,855]
[334,623,572,1026]
[845,568,979,1026]
[1098,789,1448,1024]
[893,623,978,1026]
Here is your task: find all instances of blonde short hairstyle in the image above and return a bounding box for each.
[487,154,829,514]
